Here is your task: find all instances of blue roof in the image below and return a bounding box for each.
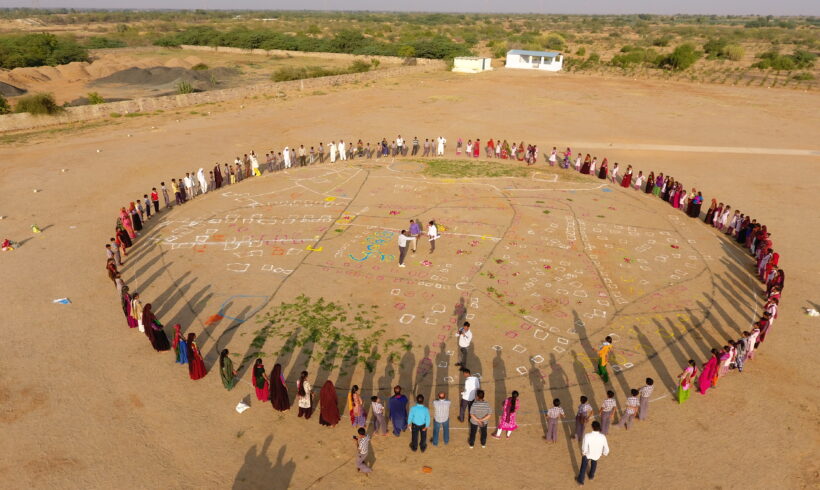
[508,49,561,57]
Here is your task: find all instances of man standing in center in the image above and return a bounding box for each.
[455,322,472,368]
[427,220,439,253]
[408,394,430,453]
[389,385,409,437]
[468,389,491,449]
[458,368,479,423]
[396,134,405,155]
[577,421,609,485]
[431,391,450,446]
[398,230,410,268]
[412,136,420,156]
[436,136,447,156]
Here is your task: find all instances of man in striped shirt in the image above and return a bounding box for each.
[599,391,618,435]
[432,392,451,446]
[618,389,640,430]
[354,427,372,474]
[638,378,654,420]
[468,390,492,448]
[573,395,593,441]
[545,398,565,443]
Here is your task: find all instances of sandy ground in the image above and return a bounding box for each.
[0,69,819,489]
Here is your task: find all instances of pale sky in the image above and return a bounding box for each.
[7,1,819,16]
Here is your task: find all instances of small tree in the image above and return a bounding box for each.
[397,45,416,58]
[659,44,701,71]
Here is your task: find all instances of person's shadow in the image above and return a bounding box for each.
[232,435,295,489]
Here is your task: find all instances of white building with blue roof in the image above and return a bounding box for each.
[504,49,564,72]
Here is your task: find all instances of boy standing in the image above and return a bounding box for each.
[353,428,372,474]
[638,378,654,420]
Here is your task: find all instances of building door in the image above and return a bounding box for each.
[532,56,541,68]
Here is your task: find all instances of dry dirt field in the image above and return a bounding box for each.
[0,68,819,489]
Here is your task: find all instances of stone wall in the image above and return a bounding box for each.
[0,62,443,133]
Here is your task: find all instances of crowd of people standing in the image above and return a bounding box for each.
[103,132,785,484]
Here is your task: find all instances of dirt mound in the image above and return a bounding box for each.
[0,80,27,96]
[55,62,90,82]
[92,66,237,88]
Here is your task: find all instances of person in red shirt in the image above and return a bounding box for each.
[150,188,160,214]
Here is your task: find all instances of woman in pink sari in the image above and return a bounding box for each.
[677,360,698,404]
[672,185,682,209]
[120,208,136,239]
[698,349,720,395]
[493,390,520,439]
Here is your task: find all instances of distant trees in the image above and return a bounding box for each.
[0,33,88,69]
[153,26,471,60]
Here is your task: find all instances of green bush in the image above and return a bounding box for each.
[397,45,416,57]
[751,50,813,70]
[348,60,371,73]
[575,46,586,56]
[87,92,105,104]
[611,47,659,68]
[271,60,372,82]
[791,72,815,81]
[542,33,565,51]
[0,33,89,69]
[723,45,745,61]
[176,80,194,94]
[84,36,126,49]
[191,63,209,70]
[14,93,64,115]
[658,44,701,71]
[651,36,672,47]
[0,94,10,115]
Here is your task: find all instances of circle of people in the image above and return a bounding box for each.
[103,134,785,483]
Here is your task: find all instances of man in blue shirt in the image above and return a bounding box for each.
[407,394,431,452]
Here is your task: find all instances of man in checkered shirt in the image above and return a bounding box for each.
[638,378,654,420]
[618,389,640,430]
[573,395,594,441]
[545,398,565,443]
[599,390,618,435]
[354,427,372,474]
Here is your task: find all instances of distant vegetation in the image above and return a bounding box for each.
[154,26,472,60]
[0,33,88,69]
[0,9,815,88]
[0,95,10,114]
[14,93,64,115]
[271,59,373,82]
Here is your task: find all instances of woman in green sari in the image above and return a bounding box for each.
[219,349,237,390]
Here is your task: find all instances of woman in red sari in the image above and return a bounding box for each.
[186,332,207,380]
[597,158,608,179]
[252,359,269,401]
[580,154,591,174]
[142,303,170,352]
[698,349,720,395]
[473,139,481,158]
[319,380,340,427]
[486,138,495,158]
[620,165,633,187]
[269,363,290,411]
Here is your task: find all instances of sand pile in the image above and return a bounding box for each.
[92,66,237,90]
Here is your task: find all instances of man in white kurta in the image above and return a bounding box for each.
[197,168,208,194]
[283,147,291,169]
[329,141,337,163]
[339,140,347,160]
[436,136,446,156]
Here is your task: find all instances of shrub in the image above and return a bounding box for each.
[348,60,371,73]
[0,94,10,114]
[723,45,745,61]
[191,63,209,70]
[492,41,508,59]
[611,48,659,68]
[84,36,126,49]
[575,46,586,56]
[14,93,64,115]
[176,81,194,94]
[651,36,671,47]
[791,72,815,81]
[397,45,416,58]
[87,92,105,104]
[543,33,565,51]
[658,44,701,71]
